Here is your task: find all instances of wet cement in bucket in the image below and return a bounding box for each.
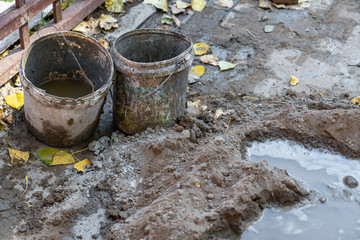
[242,140,360,240]
[37,78,93,98]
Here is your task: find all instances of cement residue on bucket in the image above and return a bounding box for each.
[111,29,193,134]
[242,140,360,240]
[19,31,113,147]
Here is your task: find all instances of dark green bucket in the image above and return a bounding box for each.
[110,29,193,134]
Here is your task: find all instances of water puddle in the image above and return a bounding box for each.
[242,140,360,240]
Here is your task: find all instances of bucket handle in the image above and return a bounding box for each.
[37,26,95,93]
[125,60,186,105]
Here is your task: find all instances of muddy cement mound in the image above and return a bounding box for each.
[3,97,360,239]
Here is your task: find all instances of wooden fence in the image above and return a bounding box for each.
[0,0,105,86]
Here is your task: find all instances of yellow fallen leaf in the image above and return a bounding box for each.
[214,108,223,120]
[193,42,210,56]
[5,92,24,110]
[172,15,181,27]
[143,0,168,12]
[8,149,30,164]
[191,0,206,11]
[200,54,219,66]
[214,0,233,8]
[351,96,360,105]
[51,150,75,165]
[194,182,201,187]
[176,0,191,8]
[98,14,118,30]
[99,38,109,49]
[105,0,124,13]
[190,65,205,76]
[290,75,299,86]
[74,159,91,172]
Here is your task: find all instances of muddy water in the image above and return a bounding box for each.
[242,141,360,240]
[37,79,93,98]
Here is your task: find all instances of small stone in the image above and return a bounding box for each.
[91,234,98,239]
[286,89,297,96]
[211,170,224,187]
[319,195,327,203]
[214,136,225,145]
[119,211,127,219]
[175,125,185,132]
[92,161,103,169]
[181,130,191,138]
[189,130,197,143]
[185,107,201,117]
[18,223,28,233]
[207,193,215,200]
[343,175,359,188]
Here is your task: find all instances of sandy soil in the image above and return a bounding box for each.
[1,0,360,239]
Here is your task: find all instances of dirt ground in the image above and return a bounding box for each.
[1,0,360,239]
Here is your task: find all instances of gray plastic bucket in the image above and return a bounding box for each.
[19,31,113,147]
[111,29,193,134]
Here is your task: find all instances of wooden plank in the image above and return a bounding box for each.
[0,0,56,41]
[0,0,105,86]
[53,0,62,23]
[19,23,30,49]
[0,5,53,53]
[16,0,30,49]
[15,0,26,8]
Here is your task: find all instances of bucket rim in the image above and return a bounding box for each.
[19,31,114,104]
[110,28,193,69]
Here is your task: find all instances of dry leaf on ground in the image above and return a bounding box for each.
[143,0,168,12]
[72,18,99,35]
[214,0,233,8]
[52,151,75,166]
[190,65,205,76]
[37,148,75,166]
[98,14,118,30]
[218,61,236,71]
[176,0,191,8]
[99,38,109,49]
[172,15,181,27]
[74,159,91,172]
[200,54,219,66]
[187,100,208,111]
[105,0,124,13]
[193,42,210,55]
[161,14,174,25]
[214,108,224,119]
[290,75,299,85]
[351,96,360,105]
[8,149,30,164]
[191,0,206,11]
[170,4,185,14]
[5,92,24,110]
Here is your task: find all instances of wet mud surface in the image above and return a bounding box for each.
[1,0,360,239]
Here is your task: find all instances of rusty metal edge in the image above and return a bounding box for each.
[0,0,105,87]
